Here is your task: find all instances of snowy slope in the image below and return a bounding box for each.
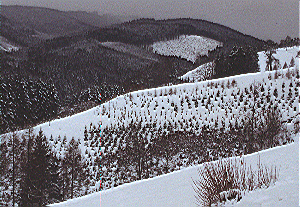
[258,46,299,72]
[152,35,222,63]
[180,62,214,82]
[101,135,299,207]
[99,67,298,192]
[2,46,298,203]
[48,192,100,207]
[3,68,298,152]
[180,46,300,83]
[51,134,299,207]
[100,67,299,131]
[1,106,101,149]
[0,36,19,52]
[3,47,298,144]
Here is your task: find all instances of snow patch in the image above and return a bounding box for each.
[152,35,222,63]
[180,62,215,82]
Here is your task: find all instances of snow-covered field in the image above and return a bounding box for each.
[99,67,298,131]
[258,46,299,72]
[51,134,299,207]
[5,106,101,148]
[48,191,100,207]
[4,67,298,155]
[152,35,222,63]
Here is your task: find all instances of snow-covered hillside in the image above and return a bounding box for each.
[49,192,100,207]
[4,67,298,151]
[51,134,298,207]
[100,68,299,131]
[101,42,159,61]
[2,46,299,206]
[6,106,102,147]
[3,47,298,144]
[180,62,215,82]
[258,46,299,72]
[152,35,222,63]
[0,36,19,52]
[180,46,300,83]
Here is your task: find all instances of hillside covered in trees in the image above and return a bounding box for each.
[1,15,272,133]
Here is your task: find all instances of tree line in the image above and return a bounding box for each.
[0,129,98,206]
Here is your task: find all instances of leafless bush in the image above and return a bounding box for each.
[193,157,278,206]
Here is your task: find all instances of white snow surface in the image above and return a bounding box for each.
[48,192,100,207]
[1,106,101,152]
[180,62,215,82]
[51,135,299,207]
[152,35,222,63]
[258,46,299,72]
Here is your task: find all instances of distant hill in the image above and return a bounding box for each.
[1,6,94,39]
[1,13,270,132]
[66,11,138,28]
[0,5,137,46]
[88,18,266,65]
[96,18,266,48]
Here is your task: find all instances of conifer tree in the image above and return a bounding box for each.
[289,57,295,67]
[29,129,51,206]
[0,137,10,205]
[265,49,277,71]
[19,128,35,206]
[5,132,22,207]
[65,137,84,199]
[47,152,62,204]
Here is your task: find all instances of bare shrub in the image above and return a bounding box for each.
[193,157,278,206]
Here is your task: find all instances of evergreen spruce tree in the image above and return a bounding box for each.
[65,137,84,199]
[5,132,22,207]
[265,49,277,71]
[19,128,35,206]
[47,152,63,204]
[289,57,295,68]
[0,137,10,206]
[29,129,51,206]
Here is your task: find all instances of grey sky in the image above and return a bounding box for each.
[2,0,299,42]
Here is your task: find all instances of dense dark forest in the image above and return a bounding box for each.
[0,76,59,134]
[0,128,101,206]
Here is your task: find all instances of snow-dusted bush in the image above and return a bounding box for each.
[193,158,278,206]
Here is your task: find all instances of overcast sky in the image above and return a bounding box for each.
[2,0,299,42]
